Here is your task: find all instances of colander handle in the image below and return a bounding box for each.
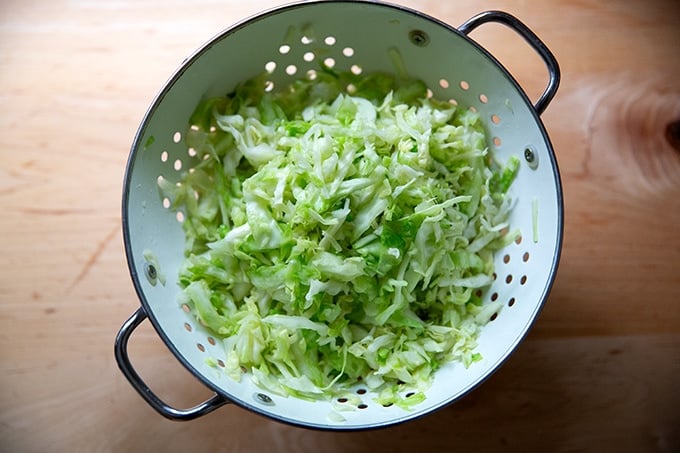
[458,10,560,115]
[114,307,229,421]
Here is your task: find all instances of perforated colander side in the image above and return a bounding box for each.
[119,0,562,430]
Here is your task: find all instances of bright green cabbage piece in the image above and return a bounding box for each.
[163,70,518,407]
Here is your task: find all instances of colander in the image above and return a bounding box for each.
[115,0,562,430]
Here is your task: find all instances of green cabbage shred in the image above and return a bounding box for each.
[162,70,518,408]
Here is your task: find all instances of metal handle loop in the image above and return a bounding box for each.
[459,10,560,115]
[114,307,229,421]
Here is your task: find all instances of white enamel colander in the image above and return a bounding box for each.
[115,0,562,430]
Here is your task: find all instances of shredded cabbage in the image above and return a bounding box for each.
[162,70,518,408]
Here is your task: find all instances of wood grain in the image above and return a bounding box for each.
[1,0,679,451]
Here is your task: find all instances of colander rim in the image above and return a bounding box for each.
[120,0,564,430]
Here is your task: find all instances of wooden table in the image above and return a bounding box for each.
[2,0,679,451]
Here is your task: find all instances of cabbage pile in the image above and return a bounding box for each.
[160,71,518,408]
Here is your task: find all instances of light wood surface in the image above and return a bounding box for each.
[1,0,679,451]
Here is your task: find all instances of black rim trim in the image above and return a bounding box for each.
[120,0,564,430]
